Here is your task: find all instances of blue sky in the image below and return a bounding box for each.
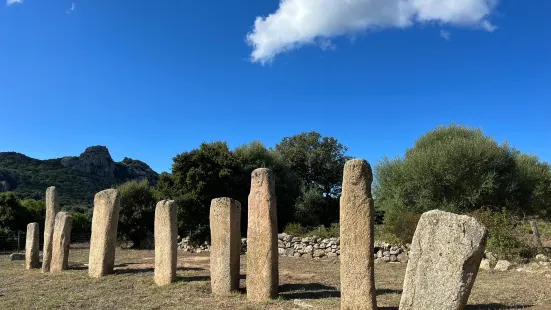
[1,0,549,173]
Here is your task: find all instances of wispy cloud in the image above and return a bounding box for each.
[66,2,75,14]
[440,29,451,41]
[6,0,23,6]
[246,0,500,64]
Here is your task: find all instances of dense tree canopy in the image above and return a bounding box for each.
[375,125,551,241]
[117,179,157,248]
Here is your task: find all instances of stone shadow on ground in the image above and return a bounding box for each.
[175,275,210,282]
[110,264,205,275]
[279,283,340,299]
[466,304,534,309]
[279,284,402,300]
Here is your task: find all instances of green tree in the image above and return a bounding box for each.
[234,141,301,231]
[20,199,45,226]
[275,132,350,226]
[118,180,156,248]
[157,142,240,240]
[375,125,551,242]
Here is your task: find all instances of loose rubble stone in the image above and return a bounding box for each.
[494,260,515,272]
[246,168,278,301]
[10,253,25,261]
[399,210,488,310]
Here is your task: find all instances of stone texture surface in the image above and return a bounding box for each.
[89,189,121,278]
[25,222,40,270]
[154,200,178,286]
[209,197,241,295]
[51,212,73,273]
[399,210,488,310]
[247,168,278,301]
[339,159,377,310]
[42,186,61,273]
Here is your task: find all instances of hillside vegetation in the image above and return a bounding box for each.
[0,146,158,208]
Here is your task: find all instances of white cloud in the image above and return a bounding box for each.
[440,29,451,41]
[67,2,75,14]
[6,0,23,6]
[246,0,499,64]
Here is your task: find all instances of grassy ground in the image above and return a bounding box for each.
[1,249,550,310]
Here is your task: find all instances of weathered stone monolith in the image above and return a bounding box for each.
[154,200,178,286]
[89,189,121,278]
[25,222,40,270]
[399,210,488,310]
[51,212,73,273]
[210,197,241,295]
[42,186,61,273]
[340,159,377,310]
[247,168,278,301]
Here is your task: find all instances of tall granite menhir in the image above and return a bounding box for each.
[400,210,488,310]
[51,212,73,273]
[89,189,121,278]
[42,186,61,273]
[247,168,278,301]
[339,159,377,310]
[210,197,241,295]
[25,222,40,270]
[154,200,178,286]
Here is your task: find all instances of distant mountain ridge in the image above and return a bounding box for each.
[0,146,158,207]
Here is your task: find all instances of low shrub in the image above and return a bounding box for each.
[471,208,535,261]
[283,222,306,236]
[383,210,421,244]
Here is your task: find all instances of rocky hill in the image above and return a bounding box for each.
[0,146,158,208]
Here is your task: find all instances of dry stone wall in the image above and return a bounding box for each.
[178,234,411,263]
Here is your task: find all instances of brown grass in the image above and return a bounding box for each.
[1,249,550,309]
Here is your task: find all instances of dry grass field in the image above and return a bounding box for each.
[1,249,550,310]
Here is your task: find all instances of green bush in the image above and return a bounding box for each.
[383,211,421,244]
[283,223,305,236]
[117,180,156,248]
[471,208,534,260]
[283,223,340,238]
[304,223,340,238]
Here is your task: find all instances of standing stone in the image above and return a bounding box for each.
[247,168,278,301]
[42,186,61,273]
[209,198,241,295]
[340,159,377,310]
[400,210,488,310]
[51,212,73,273]
[154,200,178,286]
[89,189,121,278]
[25,223,40,270]
[530,220,543,248]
